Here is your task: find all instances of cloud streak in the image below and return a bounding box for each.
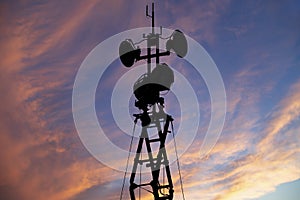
[0,1,127,199]
[173,78,300,200]
[0,0,299,200]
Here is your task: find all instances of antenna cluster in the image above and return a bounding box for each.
[119,3,187,126]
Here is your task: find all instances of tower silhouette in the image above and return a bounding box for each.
[118,3,187,200]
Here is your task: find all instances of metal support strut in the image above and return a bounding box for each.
[130,111,174,200]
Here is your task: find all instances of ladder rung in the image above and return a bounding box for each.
[138,158,157,164]
[158,184,171,189]
[149,138,161,142]
[136,182,151,187]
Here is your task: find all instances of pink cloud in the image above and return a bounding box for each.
[1,1,299,200]
[171,79,300,200]
[0,1,130,199]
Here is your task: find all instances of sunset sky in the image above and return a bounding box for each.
[0,0,299,200]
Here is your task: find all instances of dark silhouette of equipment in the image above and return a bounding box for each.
[133,63,174,113]
[166,29,188,58]
[119,40,141,68]
[119,3,187,200]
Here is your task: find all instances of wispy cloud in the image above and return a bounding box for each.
[172,78,300,200]
[1,0,299,200]
[0,1,128,199]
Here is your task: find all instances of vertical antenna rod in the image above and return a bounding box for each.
[146,2,155,34]
[152,2,155,33]
[146,2,156,74]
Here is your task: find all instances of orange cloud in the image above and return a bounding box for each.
[173,79,300,200]
[258,81,300,152]
[1,1,299,200]
[0,1,129,200]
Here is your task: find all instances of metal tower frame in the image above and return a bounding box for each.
[129,3,174,200]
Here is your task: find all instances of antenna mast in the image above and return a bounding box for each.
[146,2,155,33]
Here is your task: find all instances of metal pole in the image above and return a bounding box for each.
[152,2,154,34]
